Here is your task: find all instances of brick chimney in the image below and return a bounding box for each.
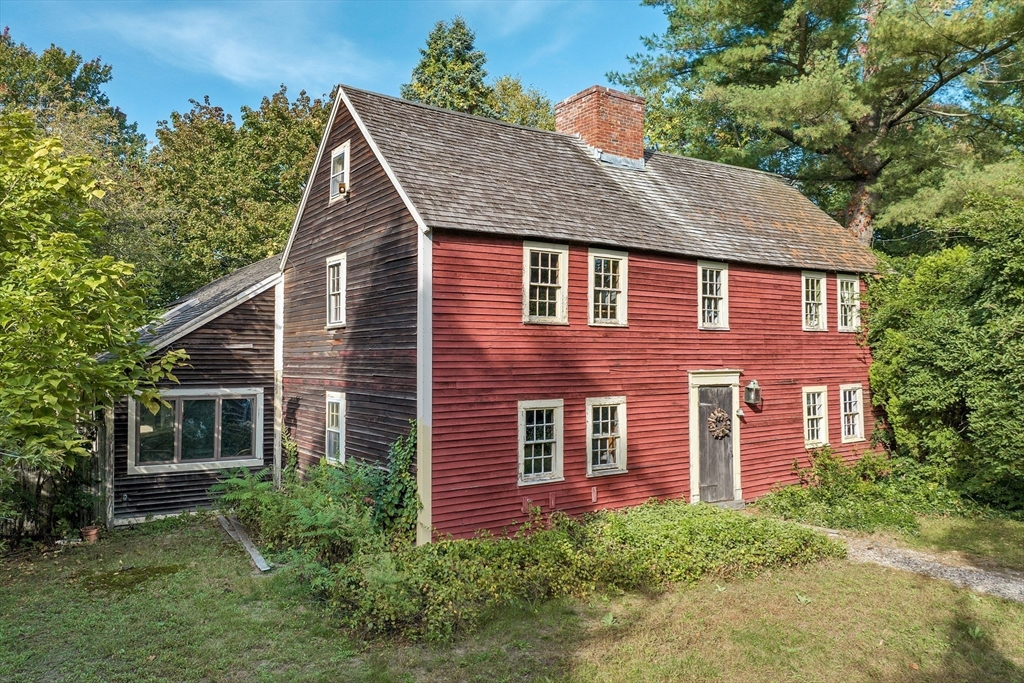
[555,86,645,165]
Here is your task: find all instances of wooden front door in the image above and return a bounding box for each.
[698,385,734,503]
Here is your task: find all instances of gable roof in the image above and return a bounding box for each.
[141,255,281,352]
[333,86,875,273]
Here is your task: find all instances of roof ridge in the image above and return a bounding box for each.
[342,85,791,182]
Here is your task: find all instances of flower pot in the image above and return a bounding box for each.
[81,525,101,543]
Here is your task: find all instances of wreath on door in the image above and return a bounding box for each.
[707,408,731,439]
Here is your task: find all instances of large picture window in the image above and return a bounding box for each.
[518,399,564,485]
[698,261,729,330]
[588,248,628,326]
[128,388,264,474]
[586,396,627,476]
[523,242,569,324]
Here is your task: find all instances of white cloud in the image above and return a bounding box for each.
[90,3,387,93]
[448,0,562,37]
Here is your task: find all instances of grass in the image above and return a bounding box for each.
[2,515,1024,682]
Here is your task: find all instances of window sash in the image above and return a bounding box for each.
[803,274,826,330]
[841,386,863,440]
[325,392,344,463]
[838,277,860,331]
[523,408,556,477]
[137,396,257,465]
[591,257,621,322]
[528,250,562,319]
[698,263,728,329]
[804,390,826,445]
[330,143,349,198]
[326,254,346,327]
[590,404,619,470]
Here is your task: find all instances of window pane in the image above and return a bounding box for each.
[221,398,254,458]
[326,431,341,461]
[592,257,621,322]
[181,399,216,460]
[523,408,555,476]
[591,404,619,468]
[139,402,175,463]
[528,250,561,319]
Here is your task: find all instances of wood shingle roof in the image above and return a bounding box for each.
[343,86,876,273]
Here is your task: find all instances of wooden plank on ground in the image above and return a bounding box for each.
[225,514,272,572]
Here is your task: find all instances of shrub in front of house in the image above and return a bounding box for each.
[217,452,843,640]
[756,447,970,533]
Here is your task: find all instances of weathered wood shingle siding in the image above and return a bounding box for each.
[281,100,418,470]
[112,290,276,518]
[431,230,875,537]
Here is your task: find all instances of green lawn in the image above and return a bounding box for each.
[901,516,1024,573]
[2,515,1023,682]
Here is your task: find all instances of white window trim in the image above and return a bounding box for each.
[325,391,346,465]
[697,261,729,330]
[522,241,570,325]
[326,252,347,329]
[687,370,743,503]
[802,385,830,449]
[127,387,265,475]
[517,398,565,486]
[840,383,866,443]
[328,140,351,203]
[586,396,627,477]
[587,248,628,327]
[802,271,827,332]
[837,273,861,333]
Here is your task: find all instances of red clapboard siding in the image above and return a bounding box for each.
[431,230,875,537]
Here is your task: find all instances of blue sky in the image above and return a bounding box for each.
[2,1,667,142]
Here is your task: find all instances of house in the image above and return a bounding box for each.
[102,84,877,542]
[278,84,876,544]
[101,256,281,524]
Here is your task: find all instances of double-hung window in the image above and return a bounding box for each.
[802,386,829,448]
[802,271,827,331]
[523,242,569,324]
[588,249,628,326]
[587,396,627,476]
[698,261,729,329]
[840,384,865,442]
[518,399,564,485]
[326,253,347,328]
[325,391,345,464]
[128,388,264,474]
[837,274,861,332]
[329,141,350,201]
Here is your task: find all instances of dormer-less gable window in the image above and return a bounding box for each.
[326,253,347,328]
[802,271,827,331]
[523,241,569,325]
[698,261,729,330]
[588,248,628,326]
[329,141,350,201]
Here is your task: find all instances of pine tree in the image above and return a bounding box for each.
[613,1,1024,245]
[401,17,494,117]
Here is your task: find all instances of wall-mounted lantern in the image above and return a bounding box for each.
[744,379,762,405]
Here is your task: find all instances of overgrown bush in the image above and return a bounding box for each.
[756,447,968,533]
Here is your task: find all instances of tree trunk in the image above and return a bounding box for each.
[846,181,876,246]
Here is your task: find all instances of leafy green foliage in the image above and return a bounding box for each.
[867,159,1024,506]
[488,75,555,130]
[757,448,968,533]
[144,87,329,301]
[613,1,1024,241]
[226,464,842,641]
[370,421,420,541]
[401,17,494,117]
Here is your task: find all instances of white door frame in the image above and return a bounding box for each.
[688,369,743,503]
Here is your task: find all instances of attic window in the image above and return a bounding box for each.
[329,141,350,201]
